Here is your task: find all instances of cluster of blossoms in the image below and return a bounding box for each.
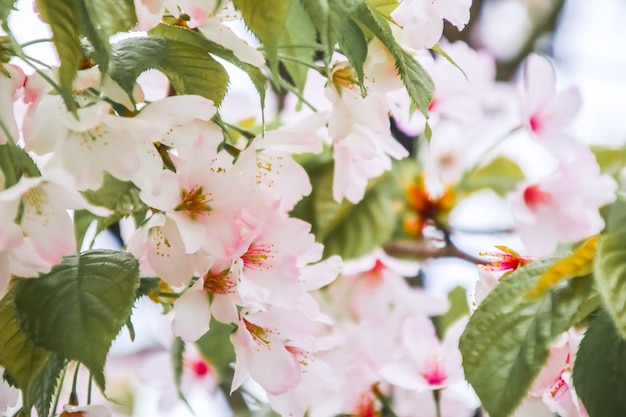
[0,0,620,417]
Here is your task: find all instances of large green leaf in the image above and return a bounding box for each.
[109,36,168,101]
[79,0,137,74]
[83,0,137,39]
[233,0,291,79]
[354,3,434,117]
[337,18,368,92]
[594,233,626,339]
[279,0,317,92]
[300,0,361,60]
[158,40,229,105]
[300,0,331,54]
[149,24,266,110]
[594,195,626,338]
[34,0,81,111]
[0,288,67,417]
[459,156,525,197]
[110,35,230,105]
[460,259,597,417]
[13,250,139,390]
[292,160,399,260]
[573,309,626,417]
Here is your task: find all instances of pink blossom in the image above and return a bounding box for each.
[391,0,472,50]
[140,132,252,256]
[530,331,588,417]
[380,315,466,391]
[326,42,410,203]
[508,152,616,257]
[230,308,320,396]
[519,53,587,161]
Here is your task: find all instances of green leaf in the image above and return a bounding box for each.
[13,249,140,390]
[367,0,400,19]
[35,0,81,112]
[279,0,317,92]
[81,173,147,235]
[354,3,434,117]
[0,287,67,417]
[337,18,368,91]
[158,39,229,105]
[83,0,137,39]
[434,286,469,339]
[234,0,291,79]
[0,141,41,188]
[605,193,626,234]
[591,145,626,177]
[149,24,266,111]
[573,309,626,417]
[73,209,97,251]
[109,37,168,101]
[460,156,525,197]
[295,160,398,260]
[460,259,597,417]
[300,0,331,54]
[594,233,626,339]
[0,0,16,29]
[431,44,468,81]
[171,337,194,411]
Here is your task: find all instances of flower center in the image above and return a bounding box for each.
[244,319,270,345]
[203,269,235,294]
[190,359,211,377]
[241,243,274,270]
[175,186,212,220]
[332,62,358,90]
[523,184,551,210]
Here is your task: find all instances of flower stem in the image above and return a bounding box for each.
[433,389,442,417]
[69,363,81,406]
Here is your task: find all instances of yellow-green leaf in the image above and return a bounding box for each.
[526,235,599,299]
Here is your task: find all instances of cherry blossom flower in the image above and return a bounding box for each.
[530,331,588,417]
[0,176,108,269]
[127,213,201,288]
[391,0,472,50]
[132,95,217,193]
[508,152,616,257]
[140,131,252,256]
[230,307,320,396]
[326,41,410,203]
[380,315,466,391]
[337,249,448,320]
[231,196,324,310]
[245,113,325,210]
[519,53,588,161]
[170,261,241,342]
